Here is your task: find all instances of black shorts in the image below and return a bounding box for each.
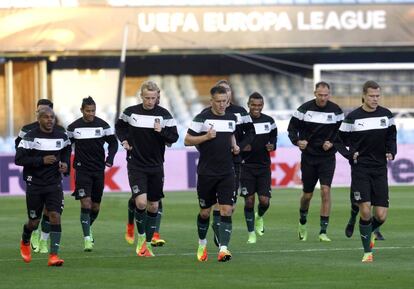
[240,166,272,198]
[26,183,64,220]
[128,169,164,202]
[197,174,235,209]
[351,165,389,207]
[73,170,105,203]
[301,154,335,193]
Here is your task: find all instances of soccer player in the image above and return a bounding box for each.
[336,80,396,262]
[240,92,277,244]
[116,80,178,257]
[125,88,167,247]
[15,107,71,266]
[15,99,66,254]
[67,96,118,251]
[288,81,344,242]
[211,80,255,247]
[185,85,239,262]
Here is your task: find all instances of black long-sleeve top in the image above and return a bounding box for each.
[15,127,71,186]
[115,104,178,172]
[336,105,397,167]
[288,99,344,158]
[15,121,66,149]
[241,113,278,168]
[67,116,118,172]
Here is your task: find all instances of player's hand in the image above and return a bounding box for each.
[322,141,333,151]
[58,161,68,173]
[105,162,113,167]
[265,143,275,151]
[43,155,57,165]
[353,151,359,164]
[154,118,162,132]
[206,125,216,140]
[297,140,308,150]
[243,144,252,151]
[232,144,240,155]
[122,140,132,151]
[386,153,393,161]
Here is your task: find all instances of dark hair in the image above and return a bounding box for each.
[248,92,263,102]
[210,85,228,96]
[315,81,330,90]
[363,80,380,94]
[37,99,53,108]
[82,96,96,109]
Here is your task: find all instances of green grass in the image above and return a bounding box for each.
[1,187,413,289]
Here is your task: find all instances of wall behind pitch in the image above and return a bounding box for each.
[1,145,413,196]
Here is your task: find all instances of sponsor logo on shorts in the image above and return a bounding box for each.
[29,210,37,219]
[240,187,248,196]
[353,191,361,201]
[132,185,140,194]
[78,188,86,197]
[27,176,32,182]
[199,198,206,207]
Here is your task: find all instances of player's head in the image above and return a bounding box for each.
[210,85,228,116]
[139,80,159,110]
[314,81,330,107]
[247,92,264,118]
[362,80,380,110]
[81,96,96,122]
[37,106,55,132]
[36,99,53,117]
[215,79,233,105]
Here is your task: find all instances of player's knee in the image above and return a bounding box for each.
[48,211,61,224]
[244,197,254,208]
[147,201,159,213]
[199,208,211,219]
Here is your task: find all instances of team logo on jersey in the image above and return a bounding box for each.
[132,185,140,194]
[228,122,234,129]
[264,124,270,131]
[56,140,61,148]
[327,114,333,121]
[29,210,37,219]
[380,118,387,127]
[353,191,361,201]
[95,129,101,136]
[78,188,86,197]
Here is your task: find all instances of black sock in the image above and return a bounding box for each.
[244,207,255,233]
[80,208,91,237]
[155,201,163,233]
[320,216,329,234]
[349,203,359,224]
[212,210,220,239]
[90,209,99,226]
[359,218,372,253]
[219,216,232,247]
[299,209,308,225]
[41,214,50,234]
[372,217,384,232]
[22,224,34,244]
[128,198,135,225]
[145,211,158,242]
[50,224,62,255]
[258,203,269,217]
[134,208,146,235]
[197,214,210,240]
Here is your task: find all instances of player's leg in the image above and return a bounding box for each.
[217,174,235,262]
[240,165,256,243]
[318,156,335,242]
[126,197,135,244]
[47,185,64,266]
[38,208,50,253]
[370,167,389,248]
[89,171,105,244]
[151,198,166,247]
[255,167,272,237]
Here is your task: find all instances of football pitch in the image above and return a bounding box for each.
[0,187,413,289]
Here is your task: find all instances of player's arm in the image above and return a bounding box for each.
[184,129,214,146]
[266,121,278,151]
[334,118,353,160]
[104,125,118,167]
[59,136,71,175]
[158,114,179,144]
[15,137,43,167]
[238,110,255,150]
[385,114,397,160]
[115,109,132,150]
[287,107,307,147]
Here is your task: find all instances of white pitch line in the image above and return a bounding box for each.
[1,245,413,263]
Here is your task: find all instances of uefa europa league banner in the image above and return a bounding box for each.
[0,145,413,195]
[0,5,413,52]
